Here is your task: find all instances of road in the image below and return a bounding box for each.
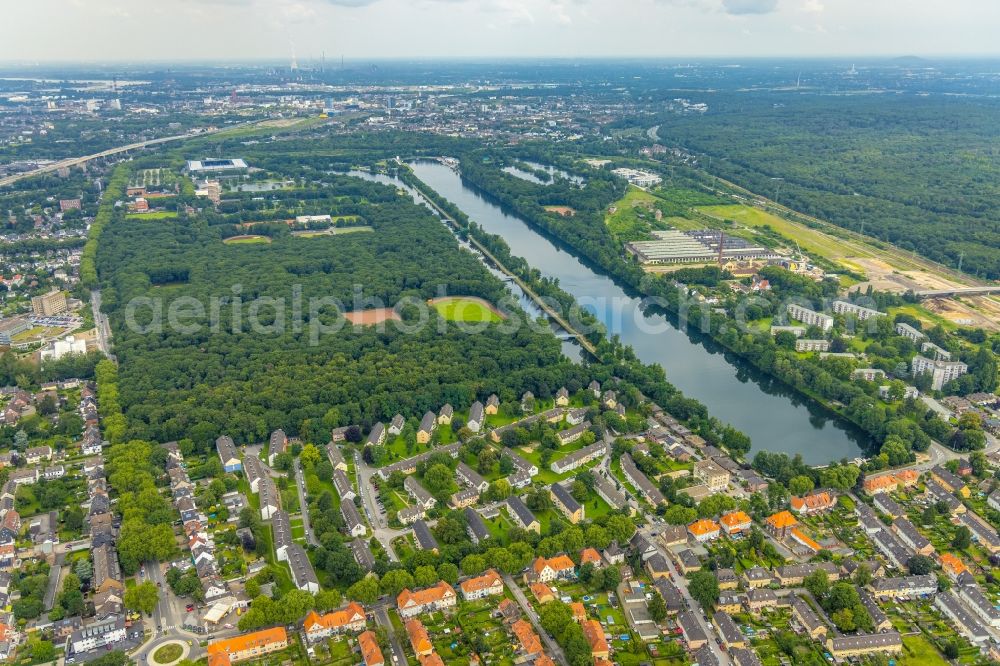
[374,604,407,666]
[353,450,403,562]
[292,459,319,546]
[0,123,255,188]
[43,555,65,611]
[501,572,570,666]
[639,527,732,666]
[131,561,210,665]
[91,289,115,361]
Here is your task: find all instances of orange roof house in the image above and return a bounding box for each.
[863,471,916,495]
[419,655,445,666]
[459,569,504,601]
[512,619,543,658]
[580,547,603,567]
[359,630,385,666]
[940,553,968,578]
[530,582,555,604]
[528,554,576,582]
[581,619,610,658]
[764,510,798,537]
[570,602,586,622]
[688,518,721,542]
[790,491,836,515]
[302,602,366,639]
[397,581,457,618]
[790,528,822,553]
[406,619,434,657]
[207,627,288,666]
[719,510,752,535]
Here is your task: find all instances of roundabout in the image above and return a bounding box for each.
[148,639,189,666]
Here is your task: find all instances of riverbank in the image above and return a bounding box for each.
[406,160,870,463]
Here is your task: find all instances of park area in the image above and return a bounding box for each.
[429,296,505,323]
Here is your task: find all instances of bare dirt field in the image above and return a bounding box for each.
[343,308,401,325]
[924,296,1000,332]
[847,257,967,294]
[544,206,577,217]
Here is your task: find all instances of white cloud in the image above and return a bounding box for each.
[722,0,778,15]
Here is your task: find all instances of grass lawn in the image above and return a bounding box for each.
[152,643,183,664]
[127,211,178,220]
[697,204,849,263]
[430,297,504,323]
[900,634,948,666]
[223,234,271,245]
[293,226,374,238]
[605,186,664,242]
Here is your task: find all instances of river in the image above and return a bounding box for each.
[406,161,871,464]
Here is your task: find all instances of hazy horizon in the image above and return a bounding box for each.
[2,0,999,62]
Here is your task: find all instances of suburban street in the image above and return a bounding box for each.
[640,526,733,666]
[90,289,114,361]
[373,604,407,666]
[501,572,570,666]
[353,449,403,562]
[292,459,319,546]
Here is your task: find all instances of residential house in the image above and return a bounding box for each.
[359,631,384,666]
[790,596,827,639]
[206,627,288,666]
[693,459,730,493]
[790,491,836,515]
[388,414,406,437]
[216,436,241,472]
[826,633,902,659]
[688,519,721,543]
[527,555,575,583]
[459,569,504,601]
[367,422,386,446]
[456,462,489,493]
[507,496,540,533]
[341,501,366,538]
[406,619,433,657]
[287,543,320,593]
[267,430,288,465]
[417,412,436,444]
[764,511,798,538]
[412,520,439,553]
[720,510,752,537]
[404,476,436,510]
[437,404,454,425]
[550,440,606,474]
[397,581,457,618]
[467,402,484,433]
[302,603,367,642]
[556,421,591,446]
[485,394,500,415]
[677,611,708,649]
[550,483,584,523]
[465,508,491,545]
[620,453,666,506]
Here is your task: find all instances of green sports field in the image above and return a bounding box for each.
[430,297,503,323]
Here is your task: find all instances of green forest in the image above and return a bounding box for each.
[651,94,1000,279]
[96,171,584,446]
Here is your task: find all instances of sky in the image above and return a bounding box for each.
[2,0,999,62]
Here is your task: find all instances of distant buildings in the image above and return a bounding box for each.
[31,289,67,316]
